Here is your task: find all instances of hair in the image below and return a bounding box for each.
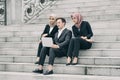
[56,17,66,24]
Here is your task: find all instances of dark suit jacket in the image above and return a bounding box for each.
[72,21,93,39]
[40,24,58,39]
[53,28,72,53]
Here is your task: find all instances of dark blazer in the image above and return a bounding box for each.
[72,21,93,39]
[40,24,58,39]
[54,28,72,52]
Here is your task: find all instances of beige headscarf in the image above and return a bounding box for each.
[71,12,83,28]
[49,13,57,26]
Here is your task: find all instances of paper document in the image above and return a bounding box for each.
[41,37,53,47]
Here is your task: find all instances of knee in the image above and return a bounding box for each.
[49,48,58,53]
[49,48,60,54]
[49,48,55,56]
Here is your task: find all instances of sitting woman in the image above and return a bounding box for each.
[66,12,94,65]
[35,14,58,64]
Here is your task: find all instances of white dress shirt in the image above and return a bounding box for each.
[49,26,54,33]
[57,27,66,38]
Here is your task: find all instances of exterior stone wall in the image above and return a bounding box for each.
[6,0,22,25]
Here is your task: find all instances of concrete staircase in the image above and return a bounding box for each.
[30,0,120,24]
[0,0,120,78]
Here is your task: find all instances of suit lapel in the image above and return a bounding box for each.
[55,32,59,40]
[47,25,50,33]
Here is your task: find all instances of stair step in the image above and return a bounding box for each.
[0,35,120,42]
[0,56,120,65]
[0,49,120,57]
[92,41,120,49]
[52,5,120,12]
[79,49,120,57]
[93,29,120,35]
[1,20,120,31]
[55,1,120,9]
[0,63,120,76]
[0,29,120,37]
[56,0,120,5]
[0,41,120,49]
[0,26,119,32]
[44,7,120,16]
[0,72,120,80]
[93,35,120,41]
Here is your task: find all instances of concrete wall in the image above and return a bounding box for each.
[6,0,23,25]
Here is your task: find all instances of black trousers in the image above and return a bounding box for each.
[37,42,43,57]
[67,37,92,58]
[38,47,67,66]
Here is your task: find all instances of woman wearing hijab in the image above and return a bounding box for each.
[35,14,58,64]
[66,12,93,65]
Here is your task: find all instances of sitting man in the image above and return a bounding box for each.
[33,17,72,75]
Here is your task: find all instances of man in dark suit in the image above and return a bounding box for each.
[33,18,72,75]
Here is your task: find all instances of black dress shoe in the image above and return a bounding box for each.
[44,70,53,75]
[34,61,39,64]
[33,69,43,73]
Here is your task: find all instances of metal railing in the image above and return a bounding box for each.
[23,0,55,23]
[0,0,6,25]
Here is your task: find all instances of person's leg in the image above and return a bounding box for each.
[67,38,74,58]
[73,37,92,57]
[44,48,64,75]
[66,38,75,64]
[35,42,43,64]
[48,48,64,66]
[72,37,92,64]
[37,42,43,57]
[38,47,49,66]
[44,48,56,75]
[72,38,81,57]
[70,37,81,64]
[48,48,56,67]
[33,47,49,73]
